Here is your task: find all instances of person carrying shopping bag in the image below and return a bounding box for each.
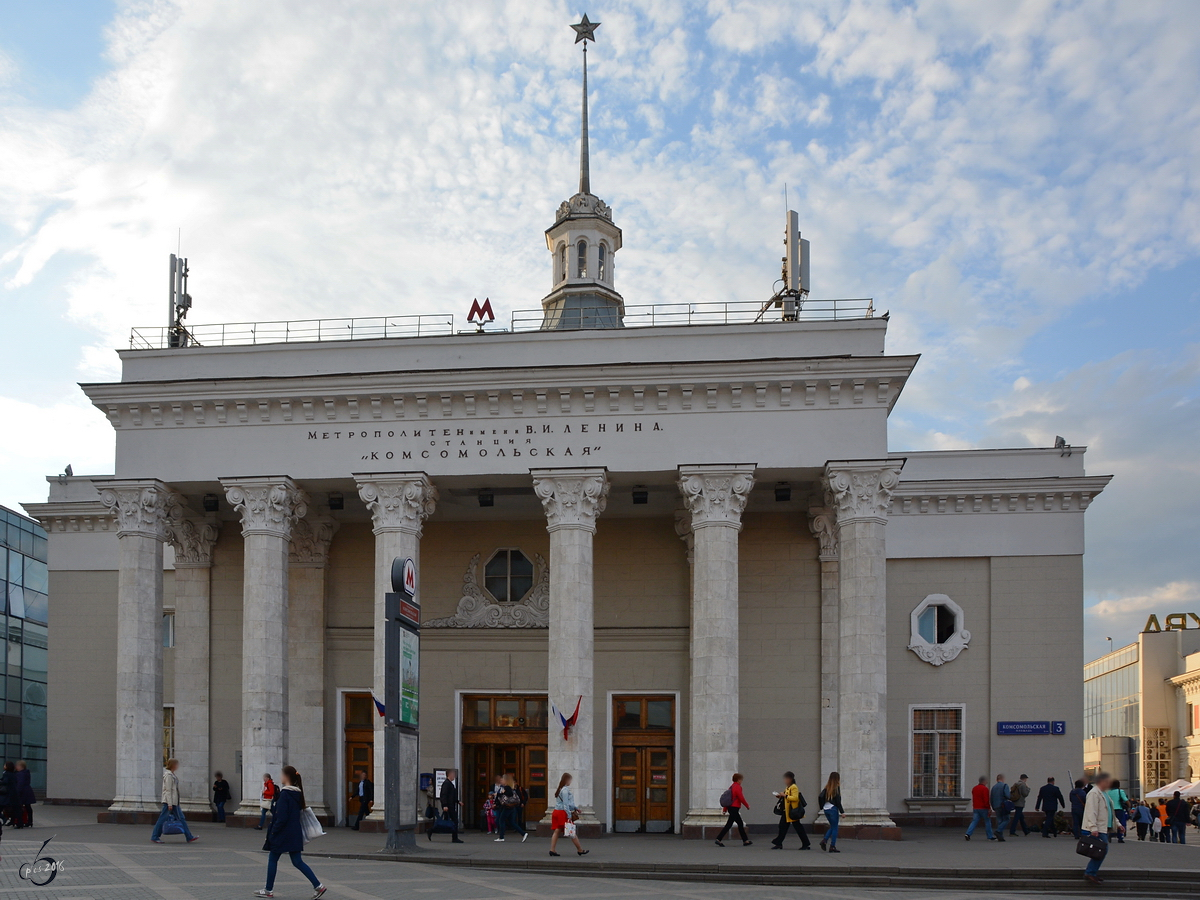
[818,772,845,853]
[254,765,326,899]
[770,771,811,850]
[548,773,588,857]
[714,773,751,847]
[150,758,198,844]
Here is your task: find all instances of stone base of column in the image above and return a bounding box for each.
[179,799,214,817]
[107,796,161,814]
[834,809,902,840]
[234,799,267,818]
[681,808,729,840]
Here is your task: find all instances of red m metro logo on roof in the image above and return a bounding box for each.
[468,297,495,324]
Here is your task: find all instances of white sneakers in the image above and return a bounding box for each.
[522,833,529,842]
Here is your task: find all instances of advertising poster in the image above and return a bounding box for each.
[401,628,419,727]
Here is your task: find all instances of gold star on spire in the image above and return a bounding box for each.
[571,13,600,44]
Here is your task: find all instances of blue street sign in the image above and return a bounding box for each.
[997,721,1051,735]
[1051,721,1066,735]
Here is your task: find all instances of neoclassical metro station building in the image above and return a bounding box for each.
[26,41,1111,838]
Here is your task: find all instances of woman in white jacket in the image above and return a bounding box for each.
[1081,772,1120,885]
[150,758,198,844]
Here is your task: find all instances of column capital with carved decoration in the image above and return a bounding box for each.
[99,479,183,542]
[353,473,438,536]
[824,459,905,525]
[530,467,609,533]
[220,476,307,539]
[677,464,756,530]
[289,515,339,568]
[169,515,220,568]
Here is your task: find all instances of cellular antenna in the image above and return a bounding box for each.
[167,253,194,348]
[756,208,810,322]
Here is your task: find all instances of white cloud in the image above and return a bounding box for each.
[0,395,114,510]
[0,0,1197,650]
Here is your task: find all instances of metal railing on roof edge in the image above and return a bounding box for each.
[127,299,875,350]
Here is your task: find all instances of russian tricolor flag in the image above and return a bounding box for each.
[373,696,386,717]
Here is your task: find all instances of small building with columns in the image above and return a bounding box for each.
[25,30,1111,838]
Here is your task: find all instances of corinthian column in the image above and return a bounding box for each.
[825,459,904,828]
[288,515,338,816]
[354,473,437,823]
[221,477,307,815]
[531,467,609,831]
[167,515,219,815]
[677,464,755,838]
[99,480,181,813]
[808,493,840,788]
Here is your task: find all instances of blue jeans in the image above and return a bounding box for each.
[265,851,320,891]
[824,807,840,847]
[214,800,226,822]
[496,805,525,839]
[150,803,194,841]
[995,811,1011,835]
[1174,822,1187,844]
[1083,832,1109,876]
[258,807,270,828]
[965,809,994,839]
[1072,809,1084,838]
[1114,809,1127,841]
[1009,807,1028,834]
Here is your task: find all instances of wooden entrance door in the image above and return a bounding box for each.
[461,694,550,828]
[612,694,676,833]
[613,746,674,832]
[344,693,375,822]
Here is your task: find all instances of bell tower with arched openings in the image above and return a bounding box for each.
[541,15,624,329]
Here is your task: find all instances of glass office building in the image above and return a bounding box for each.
[1084,643,1140,741]
[0,506,49,793]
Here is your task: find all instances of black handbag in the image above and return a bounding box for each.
[1076,834,1107,860]
[773,797,785,816]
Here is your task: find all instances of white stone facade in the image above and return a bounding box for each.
[26,306,1111,836]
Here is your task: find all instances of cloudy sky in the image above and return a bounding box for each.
[1,0,1197,659]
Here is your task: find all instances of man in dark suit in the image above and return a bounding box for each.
[440,768,464,843]
[1166,790,1190,844]
[1035,776,1066,837]
[350,770,374,830]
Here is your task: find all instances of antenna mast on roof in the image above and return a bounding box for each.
[168,253,194,348]
[756,208,810,322]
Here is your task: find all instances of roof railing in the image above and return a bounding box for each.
[126,299,875,350]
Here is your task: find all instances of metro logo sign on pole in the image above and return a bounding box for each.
[467,297,495,325]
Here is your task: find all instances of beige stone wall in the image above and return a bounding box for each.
[208,525,245,805]
[736,513,821,824]
[886,555,1084,812]
[47,569,118,801]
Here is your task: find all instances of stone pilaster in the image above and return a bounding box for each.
[826,459,904,829]
[288,515,337,816]
[677,464,755,837]
[99,480,181,812]
[355,473,437,824]
[167,515,219,815]
[808,490,840,788]
[531,467,609,830]
[221,477,307,815]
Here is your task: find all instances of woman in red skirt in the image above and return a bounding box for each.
[549,773,587,857]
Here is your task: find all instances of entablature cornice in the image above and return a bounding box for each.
[22,501,117,534]
[889,475,1113,516]
[83,354,919,430]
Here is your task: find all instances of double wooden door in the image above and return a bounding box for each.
[344,693,375,822]
[613,746,674,832]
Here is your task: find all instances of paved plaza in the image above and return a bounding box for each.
[3,806,1200,899]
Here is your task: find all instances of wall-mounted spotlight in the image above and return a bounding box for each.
[478,490,494,508]
[327,491,344,511]
[631,487,649,505]
[202,493,220,512]
[774,483,791,502]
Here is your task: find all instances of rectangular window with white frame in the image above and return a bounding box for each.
[911,705,964,798]
[162,705,175,767]
[162,611,175,649]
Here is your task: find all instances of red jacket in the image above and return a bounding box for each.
[972,783,990,810]
[728,782,749,810]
